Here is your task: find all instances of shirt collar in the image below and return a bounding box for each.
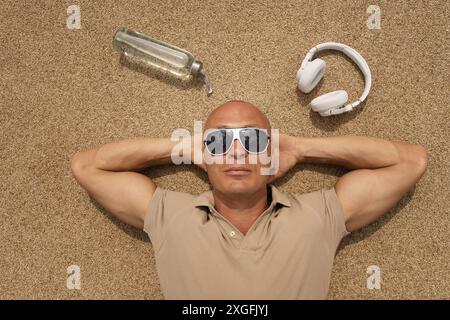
[194,184,291,209]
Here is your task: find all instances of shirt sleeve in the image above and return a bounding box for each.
[143,187,195,252]
[321,187,350,250]
[294,187,350,252]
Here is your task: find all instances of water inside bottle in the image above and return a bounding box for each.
[113,28,194,79]
[112,27,213,95]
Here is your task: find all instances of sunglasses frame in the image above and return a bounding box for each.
[203,127,271,156]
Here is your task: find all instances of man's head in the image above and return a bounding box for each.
[203,100,272,198]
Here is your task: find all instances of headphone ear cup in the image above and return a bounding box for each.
[310,90,348,113]
[297,58,326,93]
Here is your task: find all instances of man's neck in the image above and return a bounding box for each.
[213,186,269,235]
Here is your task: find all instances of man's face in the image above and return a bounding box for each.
[203,101,272,197]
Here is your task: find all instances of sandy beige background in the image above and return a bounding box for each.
[0,0,448,299]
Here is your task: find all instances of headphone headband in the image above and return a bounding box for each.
[302,42,372,109]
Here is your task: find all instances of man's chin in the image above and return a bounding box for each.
[223,180,256,195]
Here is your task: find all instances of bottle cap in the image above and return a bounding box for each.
[191,61,213,96]
[190,61,203,76]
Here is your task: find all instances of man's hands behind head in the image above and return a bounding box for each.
[189,132,304,181]
[268,134,303,183]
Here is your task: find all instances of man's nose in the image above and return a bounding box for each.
[229,138,246,160]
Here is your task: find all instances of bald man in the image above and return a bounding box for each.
[70,100,428,299]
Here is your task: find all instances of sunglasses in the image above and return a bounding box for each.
[203,127,270,156]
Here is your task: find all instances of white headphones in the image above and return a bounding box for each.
[296,42,372,116]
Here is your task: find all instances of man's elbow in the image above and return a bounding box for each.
[409,144,428,177]
[70,152,85,180]
[70,150,96,181]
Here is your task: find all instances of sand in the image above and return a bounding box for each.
[0,0,448,299]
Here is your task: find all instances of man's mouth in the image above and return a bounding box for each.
[223,166,252,176]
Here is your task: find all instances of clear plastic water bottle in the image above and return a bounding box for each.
[112,27,213,96]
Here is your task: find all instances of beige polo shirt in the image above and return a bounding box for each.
[143,184,350,300]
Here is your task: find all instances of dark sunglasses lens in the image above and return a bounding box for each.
[205,130,233,155]
[239,129,269,153]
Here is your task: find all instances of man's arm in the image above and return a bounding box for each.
[291,136,428,232]
[70,138,180,229]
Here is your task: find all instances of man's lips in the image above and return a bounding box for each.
[223,166,252,176]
